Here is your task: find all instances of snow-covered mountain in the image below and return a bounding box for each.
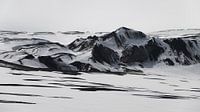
[0,28,200,112]
[0,27,200,74]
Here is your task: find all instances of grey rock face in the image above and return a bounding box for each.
[92,43,120,65]
[1,27,200,74]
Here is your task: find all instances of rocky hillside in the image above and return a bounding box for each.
[0,27,200,74]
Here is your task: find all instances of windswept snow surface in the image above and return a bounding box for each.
[0,64,200,112]
[148,29,200,39]
[0,29,200,112]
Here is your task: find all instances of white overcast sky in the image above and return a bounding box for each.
[0,0,200,32]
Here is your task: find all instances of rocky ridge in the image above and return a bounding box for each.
[0,27,200,74]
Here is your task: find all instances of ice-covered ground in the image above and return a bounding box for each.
[0,64,200,112]
[148,29,200,39]
[0,30,200,112]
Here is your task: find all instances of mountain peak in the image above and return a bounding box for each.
[115,27,135,34]
[116,27,132,31]
[113,27,147,40]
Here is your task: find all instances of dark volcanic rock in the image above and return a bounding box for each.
[23,54,35,59]
[100,27,147,48]
[121,38,164,65]
[164,38,191,59]
[70,61,100,72]
[92,44,120,65]
[115,27,147,39]
[121,46,148,64]
[102,27,146,40]
[163,38,200,65]
[38,56,76,71]
[163,58,175,66]
[38,56,59,69]
[1,27,200,74]
[68,27,148,51]
[145,38,165,61]
[68,36,99,51]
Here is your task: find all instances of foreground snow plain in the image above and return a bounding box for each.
[0,30,200,112]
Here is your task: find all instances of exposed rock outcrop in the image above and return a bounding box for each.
[0,27,200,74]
[92,44,120,65]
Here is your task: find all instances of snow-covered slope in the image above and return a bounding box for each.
[0,64,200,112]
[0,27,200,74]
[0,28,200,112]
[68,27,200,71]
[148,29,200,39]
